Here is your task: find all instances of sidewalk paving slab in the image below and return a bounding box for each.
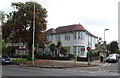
[17,59,105,68]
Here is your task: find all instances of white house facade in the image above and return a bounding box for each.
[46,24,98,58]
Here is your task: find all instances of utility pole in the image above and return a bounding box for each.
[32,1,35,66]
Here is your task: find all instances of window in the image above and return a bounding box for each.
[73,46,77,56]
[66,46,70,54]
[78,32,83,39]
[47,35,53,41]
[74,32,77,39]
[56,34,60,41]
[78,46,85,56]
[80,46,85,55]
[65,34,70,40]
[78,46,81,56]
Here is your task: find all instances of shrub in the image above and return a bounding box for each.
[116,49,120,54]
[68,54,75,58]
[27,57,36,61]
[13,54,20,58]
[12,58,27,63]
[60,46,68,56]
[89,50,99,57]
[21,55,28,58]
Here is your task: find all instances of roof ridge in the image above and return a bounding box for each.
[56,24,77,29]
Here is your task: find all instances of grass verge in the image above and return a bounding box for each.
[12,58,27,63]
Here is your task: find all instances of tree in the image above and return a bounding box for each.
[0,11,5,23]
[96,37,104,53]
[56,41,62,56]
[2,1,47,56]
[49,43,56,57]
[60,46,68,56]
[109,41,119,53]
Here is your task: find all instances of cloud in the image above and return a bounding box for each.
[0,0,119,43]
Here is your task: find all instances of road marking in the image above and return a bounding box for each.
[102,63,111,66]
[80,71,87,72]
[98,69,109,72]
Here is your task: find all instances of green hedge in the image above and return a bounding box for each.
[12,58,27,63]
[27,57,36,61]
[89,50,99,57]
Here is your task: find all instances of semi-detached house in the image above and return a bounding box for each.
[46,24,98,58]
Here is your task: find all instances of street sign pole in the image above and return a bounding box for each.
[87,47,91,65]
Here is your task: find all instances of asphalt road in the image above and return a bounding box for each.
[2,63,119,77]
[2,58,120,78]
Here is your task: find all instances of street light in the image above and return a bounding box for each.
[32,1,35,66]
[104,29,109,42]
[103,29,109,61]
[104,29,109,48]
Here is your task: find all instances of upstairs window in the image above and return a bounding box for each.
[47,35,53,41]
[65,34,70,40]
[56,34,60,41]
[74,32,77,39]
[78,32,83,39]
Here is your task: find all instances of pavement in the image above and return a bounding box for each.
[17,59,106,68]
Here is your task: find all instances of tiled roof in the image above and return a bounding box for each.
[46,28,56,34]
[46,24,86,34]
[46,24,97,38]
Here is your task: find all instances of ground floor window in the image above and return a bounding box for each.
[73,46,77,56]
[74,46,85,56]
[80,46,85,56]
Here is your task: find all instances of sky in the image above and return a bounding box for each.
[0,0,119,43]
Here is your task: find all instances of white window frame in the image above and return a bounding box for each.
[73,46,77,56]
[65,34,70,40]
[56,34,60,41]
[78,32,83,39]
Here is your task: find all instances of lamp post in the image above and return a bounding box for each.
[103,29,109,61]
[104,29,109,48]
[32,1,35,66]
[104,29,109,42]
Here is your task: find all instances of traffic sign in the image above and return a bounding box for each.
[87,47,91,51]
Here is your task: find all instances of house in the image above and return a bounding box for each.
[46,24,98,58]
[7,42,29,55]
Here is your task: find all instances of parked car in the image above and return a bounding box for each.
[118,54,120,58]
[105,54,119,63]
[2,55,12,64]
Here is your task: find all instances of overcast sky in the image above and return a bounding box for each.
[0,0,119,43]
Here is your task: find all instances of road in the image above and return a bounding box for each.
[2,63,119,77]
[2,58,120,78]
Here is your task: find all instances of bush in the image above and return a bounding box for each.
[27,57,36,61]
[67,54,75,58]
[89,50,99,57]
[12,58,27,63]
[13,54,20,58]
[21,55,28,58]
[116,49,120,54]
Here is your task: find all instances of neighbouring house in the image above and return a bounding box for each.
[7,42,44,56]
[7,43,29,55]
[46,24,98,58]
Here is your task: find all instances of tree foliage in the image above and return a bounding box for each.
[0,11,5,23]
[109,41,119,53]
[96,37,104,53]
[60,46,68,56]
[2,1,47,56]
[50,43,56,52]
[2,1,47,44]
